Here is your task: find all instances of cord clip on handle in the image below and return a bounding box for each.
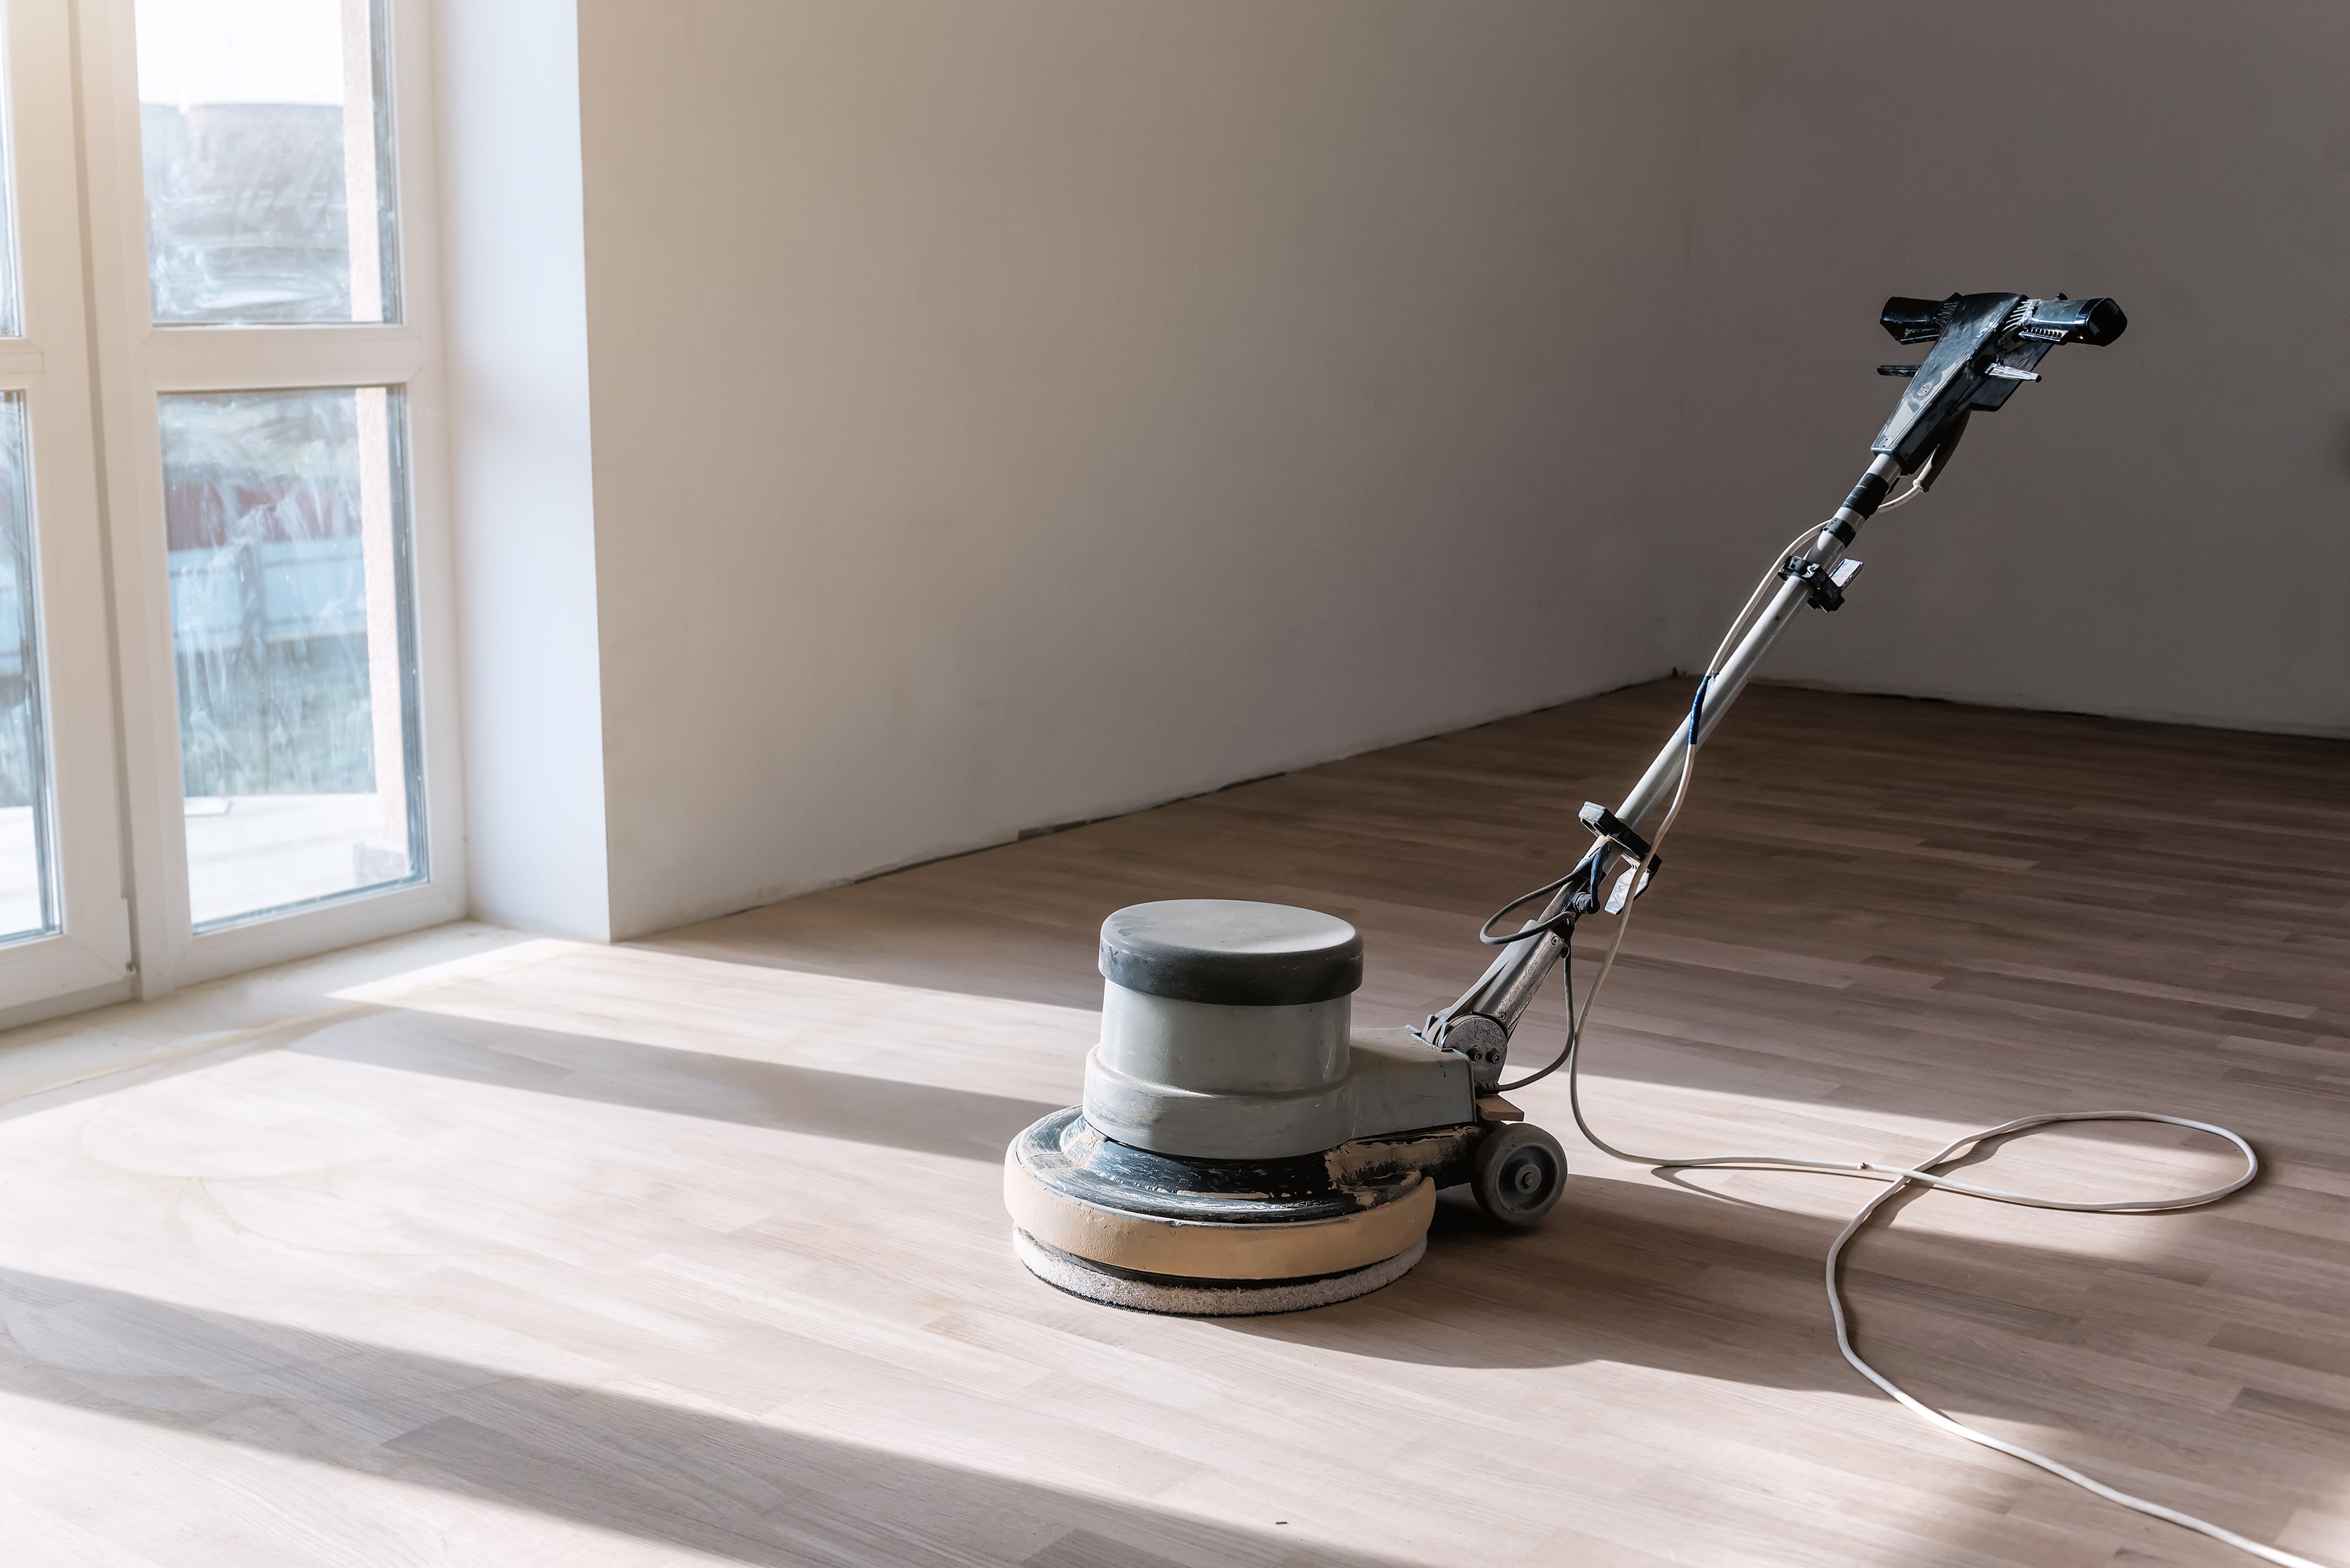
[1779,554,1864,611]
[1579,801,1660,913]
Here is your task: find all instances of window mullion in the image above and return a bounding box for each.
[142,331,426,394]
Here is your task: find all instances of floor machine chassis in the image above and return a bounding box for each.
[1004,899,1564,1315]
[1006,291,2128,1317]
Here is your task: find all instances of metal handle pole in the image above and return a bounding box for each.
[1437,452,1901,1050]
[1613,450,1899,834]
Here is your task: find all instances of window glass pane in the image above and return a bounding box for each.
[136,0,399,326]
[160,387,422,928]
[0,394,56,940]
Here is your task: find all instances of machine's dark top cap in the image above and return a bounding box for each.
[1098,899,1363,1007]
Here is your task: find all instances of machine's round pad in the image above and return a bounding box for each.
[1005,1108,1433,1283]
[1098,899,1362,1006]
[1014,1228,1425,1317]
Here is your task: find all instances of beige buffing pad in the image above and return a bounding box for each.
[1013,1227,1426,1316]
[1004,1148,1434,1313]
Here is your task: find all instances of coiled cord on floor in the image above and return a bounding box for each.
[1525,511,2323,1568]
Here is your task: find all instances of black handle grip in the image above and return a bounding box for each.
[2014,295,2127,346]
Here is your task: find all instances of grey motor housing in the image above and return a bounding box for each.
[1082,900,1477,1161]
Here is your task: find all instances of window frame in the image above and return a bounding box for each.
[0,0,136,1022]
[78,0,463,996]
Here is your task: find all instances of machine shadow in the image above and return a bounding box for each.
[0,1267,1413,1568]
[1220,1175,2069,1381]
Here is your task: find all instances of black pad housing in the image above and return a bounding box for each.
[1099,900,1363,1006]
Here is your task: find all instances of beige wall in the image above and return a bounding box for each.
[572,1,1701,937]
[1666,1,2350,735]
[448,1,2348,942]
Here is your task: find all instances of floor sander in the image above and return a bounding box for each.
[1006,289,2129,1314]
[1000,291,2338,1568]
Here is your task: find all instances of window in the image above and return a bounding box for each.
[0,393,54,941]
[0,0,457,1016]
[160,385,422,927]
[135,0,400,325]
[124,1,432,934]
[0,20,44,946]
[0,1,132,1014]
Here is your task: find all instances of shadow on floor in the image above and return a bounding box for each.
[290,1006,1064,1166]
[11,993,2339,1564]
[0,1267,1409,1568]
[8,683,2345,1567]
[287,1000,2263,1412]
[1221,1173,2085,1377]
[269,1006,2261,1392]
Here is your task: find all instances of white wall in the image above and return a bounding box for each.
[572,1,1703,938]
[1666,1,2350,736]
[436,0,614,940]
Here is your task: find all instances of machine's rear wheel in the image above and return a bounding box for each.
[1472,1122,1566,1228]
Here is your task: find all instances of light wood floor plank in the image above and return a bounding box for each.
[0,679,2344,1566]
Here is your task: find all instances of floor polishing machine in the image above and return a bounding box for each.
[1004,291,2130,1318]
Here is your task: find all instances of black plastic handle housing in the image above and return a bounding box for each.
[1869,291,2126,474]
[1878,293,2126,350]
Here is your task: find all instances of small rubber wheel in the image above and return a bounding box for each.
[1472,1122,1567,1228]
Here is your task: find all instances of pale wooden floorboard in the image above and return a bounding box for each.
[0,680,2345,1566]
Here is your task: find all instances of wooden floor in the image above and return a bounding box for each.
[2,681,2347,1567]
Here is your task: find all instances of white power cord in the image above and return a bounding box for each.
[1540,502,2326,1568]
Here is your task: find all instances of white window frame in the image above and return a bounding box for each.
[76,0,464,997]
[0,0,136,1023]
